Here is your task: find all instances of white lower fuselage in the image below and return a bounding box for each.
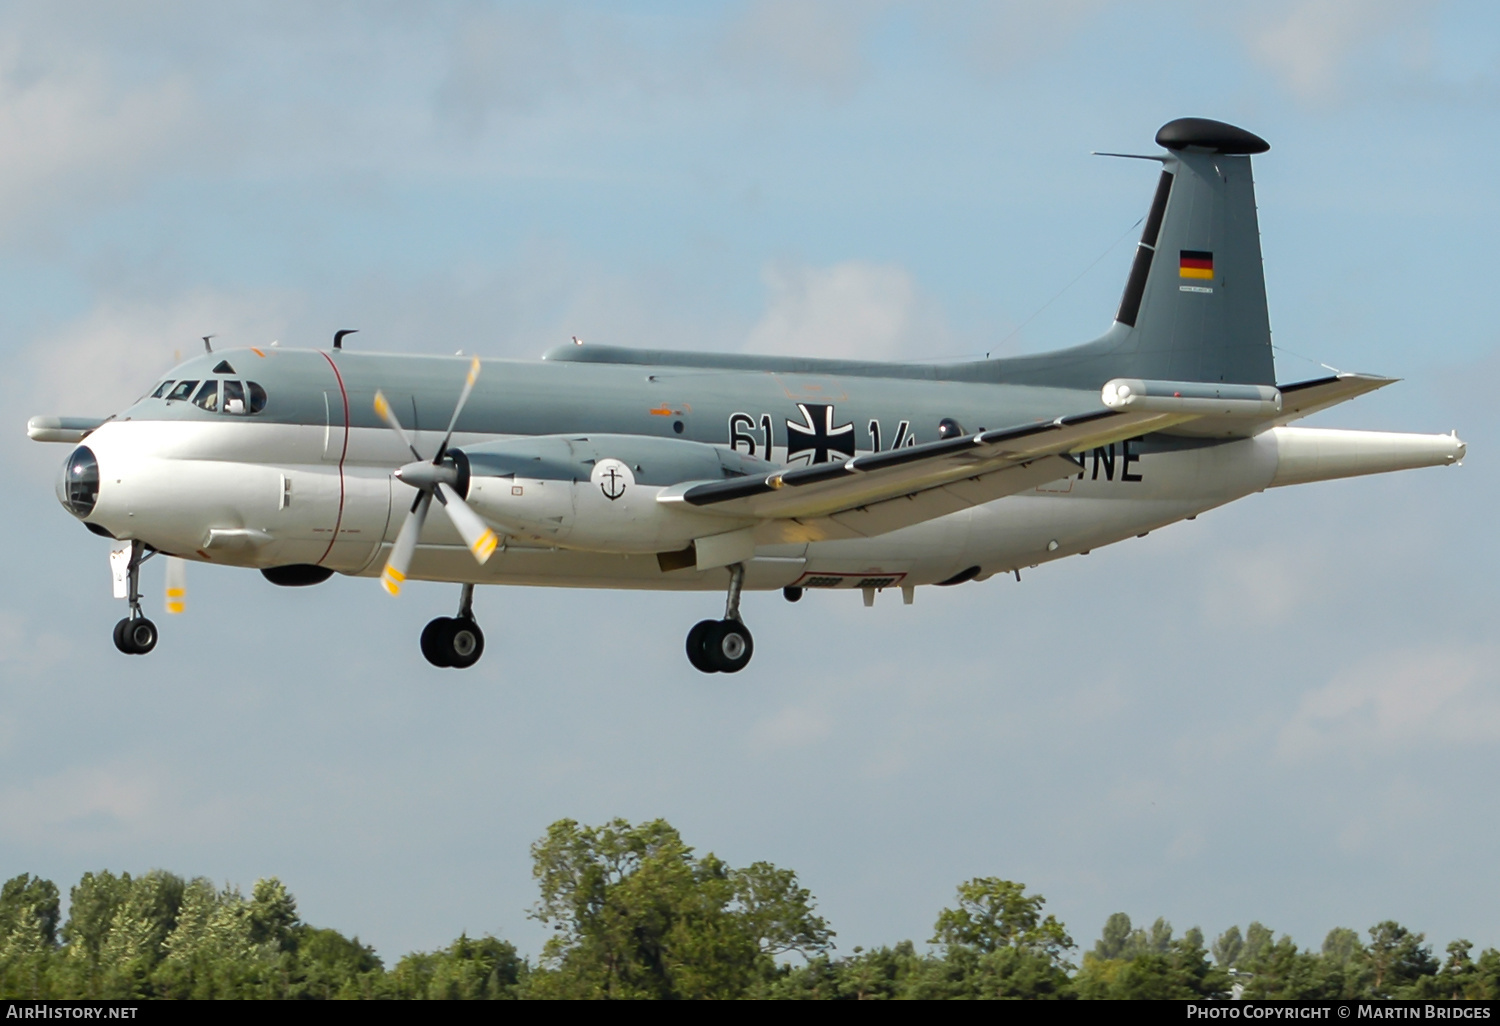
[76,418,1457,595]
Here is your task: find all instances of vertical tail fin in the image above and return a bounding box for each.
[986,118,1276,388]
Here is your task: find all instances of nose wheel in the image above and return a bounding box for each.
[112,540,158,655]
[113,615,158,655]
[686,562,754,674]
[420,584,485,669]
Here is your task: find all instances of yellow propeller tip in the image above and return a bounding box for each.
[473,531,498,563]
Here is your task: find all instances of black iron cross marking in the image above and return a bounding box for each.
[786,403,855,465]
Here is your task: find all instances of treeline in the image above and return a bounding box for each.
[2,818,1496,1000]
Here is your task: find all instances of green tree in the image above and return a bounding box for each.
[286,926,383,999]
[1211,926,1243,968]
[924,877,1074,999]
[527,817,830,999]
[1364,921,1439,998]
[84,870,186,997]
[0,875,61,950]
[153,878,267,998]
[1239,934,1328,999]
[1318,927,1369,999]
[1076,917,1226,999]
[0,875,62,999]
[389,934,523,999]
[1092,913,1133,961]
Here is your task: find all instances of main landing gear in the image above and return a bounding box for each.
[113,540,158,655]
[420,583,485,669]
[686,562,754,674]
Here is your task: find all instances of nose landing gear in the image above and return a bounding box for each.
[113,540,158,655]
[420,583,485,669]
[686,562,753,674]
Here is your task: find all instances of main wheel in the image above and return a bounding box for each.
[686,619,719,674]
[420,617,455,668]
[448,618,485,669]
[114,617,157,655]
[705,619,753,674]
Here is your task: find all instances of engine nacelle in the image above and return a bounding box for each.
[457,434,769,553]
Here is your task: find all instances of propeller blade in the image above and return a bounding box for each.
[164,556,186,614]
[434,356,482,462]
[373,390,423,462]
[380,492,432,596]
[435,482,498,564]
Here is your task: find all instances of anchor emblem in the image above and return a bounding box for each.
[591,458,634,502]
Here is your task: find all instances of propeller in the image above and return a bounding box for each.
[374,356,498,596]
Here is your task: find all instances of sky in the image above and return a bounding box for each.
[2,0,1498,963]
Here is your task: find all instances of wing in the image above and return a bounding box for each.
[658,408,1186,542]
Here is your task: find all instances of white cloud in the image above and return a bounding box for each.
[926,0,1107,77]
[0,764,158,845]
[1197,541,1330,627]
[745,260,932,361]
[20,289,304,417]
[1277,645,1500,761]
[1235,0,1432,102]
[721,0,884,95]
[0,42,193,230]
[749,703,833,750]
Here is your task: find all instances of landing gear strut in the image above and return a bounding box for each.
[686,562,753,674]
[113,540,158,655]
[420,583,485,669]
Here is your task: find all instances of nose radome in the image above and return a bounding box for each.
[58,445,100,518]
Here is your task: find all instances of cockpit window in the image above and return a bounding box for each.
[212,360,236,374]
[151,381,174,399]
[166,380,198,402]
[223,380,247,414]
[192,380,219,411]
[248,382,267,414]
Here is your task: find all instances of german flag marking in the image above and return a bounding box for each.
[1179,250,1214,280]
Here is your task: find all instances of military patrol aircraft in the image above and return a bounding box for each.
[31,118,1465,673]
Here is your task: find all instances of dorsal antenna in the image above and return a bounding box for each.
[334,329,358,349]
[202,335,215,353]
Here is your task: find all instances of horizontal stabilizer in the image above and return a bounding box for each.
[1159,373,1395,438]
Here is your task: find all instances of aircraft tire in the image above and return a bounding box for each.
[115,617,157,655]
[705,619,753,674]
[686,619,719,674]
[448,618,484,669]
[420,617,455,668]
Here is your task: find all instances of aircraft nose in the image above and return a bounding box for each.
[57,445,100,518]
